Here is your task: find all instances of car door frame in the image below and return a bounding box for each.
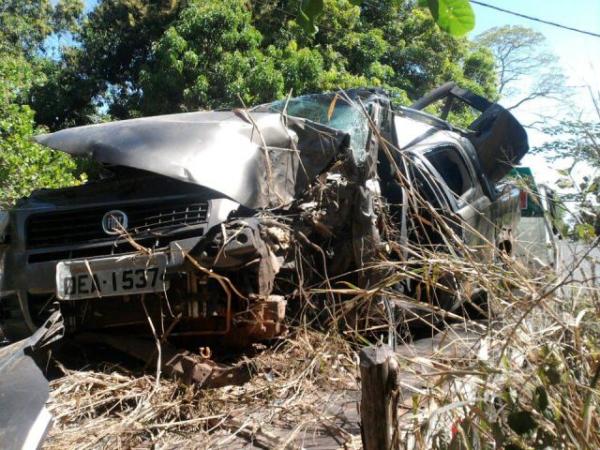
[412,142,496,253]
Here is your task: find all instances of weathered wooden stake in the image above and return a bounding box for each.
[359,344,400,450]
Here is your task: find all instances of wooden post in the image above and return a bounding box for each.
[359,344,400,450]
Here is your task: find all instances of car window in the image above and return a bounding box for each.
[256,95,370,163]
[424,146,475,202]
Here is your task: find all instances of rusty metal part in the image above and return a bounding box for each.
[171,253,233,337]
[74,333,254,387]
[165,351,254,388]
[233,295,287,343]
[166,219,290,342]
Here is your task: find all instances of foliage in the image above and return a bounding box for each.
[0,53,81,206]
[451,319,600,449]
[297,0,325,34]
[2,0,497,202]
[29,0,182,126]
[298,0,476,36]
[533,119,600,239]
[137,0,287,114]
[31,0,495,123]
[0,0,83,57]
[0,0,84,206]
[417,0,475,36]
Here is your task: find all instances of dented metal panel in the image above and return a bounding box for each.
[408,82,529,182]
[34,112,350,209]
[0,85,536,450]
[0,310,63,450]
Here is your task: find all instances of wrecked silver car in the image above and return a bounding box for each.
[0,83,528,345]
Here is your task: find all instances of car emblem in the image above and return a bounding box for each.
[102,210,128,235]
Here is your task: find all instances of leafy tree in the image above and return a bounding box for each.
[36,0,495,122]
[0,52,82,206]
[297,0,476,37]
[475,25,568,111]
[0,0,84,205]
[30,0,181,126]
[0,0,83,56]
[28,50,100,129]
[138,0,286,114]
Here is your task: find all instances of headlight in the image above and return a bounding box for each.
[0,211,9,244]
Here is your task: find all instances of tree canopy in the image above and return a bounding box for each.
[31,0,497,128]
[0,0,85,206]
[533,118,600,239]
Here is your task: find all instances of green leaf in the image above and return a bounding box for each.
[575,223,596,241]
[297,0,324,34]
[295,12,316,34]
[425,0,475,36]
[507,410,537,435]
[348,0,363,5]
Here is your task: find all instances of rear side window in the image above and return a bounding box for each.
[424,146,474,200]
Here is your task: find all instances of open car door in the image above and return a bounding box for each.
[410,82,529,183]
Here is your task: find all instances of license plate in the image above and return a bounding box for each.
[56,254,168,300]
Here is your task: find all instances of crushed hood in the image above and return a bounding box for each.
[35,111,349,209]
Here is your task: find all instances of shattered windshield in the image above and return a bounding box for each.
[257,94,370,162]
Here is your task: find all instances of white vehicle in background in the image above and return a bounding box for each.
[512,167,561,270]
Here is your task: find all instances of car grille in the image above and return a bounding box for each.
[26,198,209,248]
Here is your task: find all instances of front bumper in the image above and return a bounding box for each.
[0,234,203,337]
[1,216,289,344]
[0,195,240,339]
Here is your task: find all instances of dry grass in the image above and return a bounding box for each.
[44,239,600,449]
[397,251,600,449]
[45,330,360,449]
